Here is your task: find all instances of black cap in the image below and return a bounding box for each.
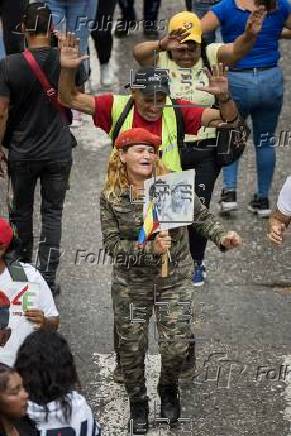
[127,67,170,96]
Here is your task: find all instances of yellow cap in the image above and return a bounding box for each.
[168,11,202,44]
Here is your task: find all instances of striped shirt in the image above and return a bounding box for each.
[28,391,101,436]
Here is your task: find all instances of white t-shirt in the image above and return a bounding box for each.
[28,391,101,436]
[277,176,291,216]
[0,262,58,366]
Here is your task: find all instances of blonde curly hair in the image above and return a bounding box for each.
[104,148,169,200]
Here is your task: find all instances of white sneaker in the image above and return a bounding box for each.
[100,63,116,87]
[219,189,238,213]
[248,194,271,218]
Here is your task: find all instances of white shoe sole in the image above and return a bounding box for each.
[193,280,205,287]
[258,209,271,218]
[192,270,206,287]
[220,201,238,212]
[248,206,271,218]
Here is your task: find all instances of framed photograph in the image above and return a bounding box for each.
[143,169,195,231]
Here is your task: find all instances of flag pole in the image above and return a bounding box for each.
[152,158,169,278]
[161,232,169,278]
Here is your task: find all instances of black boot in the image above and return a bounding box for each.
[114,19,130,38]
[143,27,159,39]
[158,383,181,425]
[114,9,136,38]
[128,398,149,435]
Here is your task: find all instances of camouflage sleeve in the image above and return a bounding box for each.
[192,194,227,247]
[100,193,156,258]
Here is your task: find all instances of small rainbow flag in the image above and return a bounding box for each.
[138,200,159,245]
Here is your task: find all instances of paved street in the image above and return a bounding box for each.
[1,1,291,434]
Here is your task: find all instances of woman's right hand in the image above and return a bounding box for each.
[159,29,191,51]
[245,6,267,37]
[153,231,171,255]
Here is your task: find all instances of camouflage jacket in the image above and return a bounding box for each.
[100,189,228,284]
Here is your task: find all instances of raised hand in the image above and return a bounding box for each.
[245,6,267,37]
[59,32,89,69]
[196,63,230,98]
[159,29,191,51]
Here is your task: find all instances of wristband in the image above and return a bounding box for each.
[219,112,239,124]
[218,94,232,104]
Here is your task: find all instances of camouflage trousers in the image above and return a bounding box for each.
[112,277,196,401]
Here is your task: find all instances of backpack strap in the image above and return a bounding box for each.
[111,96,134,146]
[6,261,28,282]
[111,96,185,154]
[171,98,185,153]
[22,49,68,123]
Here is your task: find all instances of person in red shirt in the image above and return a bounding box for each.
[91,74,206,149]
[58,34,240,167]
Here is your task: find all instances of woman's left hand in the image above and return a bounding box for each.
[196,63,230,98]
[219,231,241,250]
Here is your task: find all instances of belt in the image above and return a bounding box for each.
[229,65,277,72]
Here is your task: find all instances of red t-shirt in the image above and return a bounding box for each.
[93,95,204,136]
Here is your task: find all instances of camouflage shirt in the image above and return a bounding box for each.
[100,189,228,285]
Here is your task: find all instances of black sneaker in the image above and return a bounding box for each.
[158,383,181,425]
[128,399,149,435]
[219,189,238,213]
[248,194,271,218]
[114,20,130,38]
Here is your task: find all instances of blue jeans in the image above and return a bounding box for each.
[0,31,5,59]
[47,0,98,54]
[223,67,284,198]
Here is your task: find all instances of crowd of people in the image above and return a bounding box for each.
[0,0,290,434]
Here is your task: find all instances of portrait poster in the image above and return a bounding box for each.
[143,169,195,231]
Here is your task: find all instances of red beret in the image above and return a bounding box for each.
[0,217,13,248]
[114,128,161,151]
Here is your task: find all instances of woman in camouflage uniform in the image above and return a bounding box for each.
[100,127,241,434]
